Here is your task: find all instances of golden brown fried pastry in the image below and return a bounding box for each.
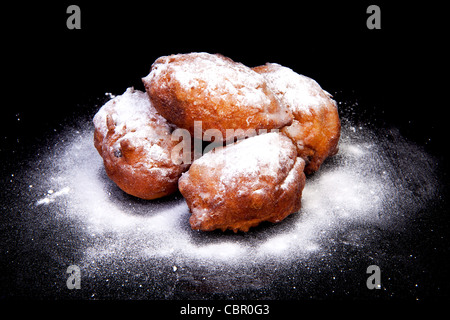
[93,88,189,200]
[142,52,293,140]
[253,63,340,174]
[178,132,306,232]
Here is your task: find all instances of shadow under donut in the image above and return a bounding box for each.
[96,166,184,218]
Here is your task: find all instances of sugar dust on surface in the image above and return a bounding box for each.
[5,107,443,299]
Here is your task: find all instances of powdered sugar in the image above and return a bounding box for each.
[145,52,272,108]
[93,87,174,169]
[256,63,333,115]
[94,88,163,138]
[193,132,294,189]
[22,116,437,264]
[280,158,303,190]
[36,186,71,205]
[10,105,440,299]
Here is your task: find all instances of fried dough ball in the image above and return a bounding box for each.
[93,88,189,200]
[142,53,293,140]
[178,132,306,232]
[253,63,340,174]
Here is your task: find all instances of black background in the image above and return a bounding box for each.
[3,1,446,159]
[2,0,448,315]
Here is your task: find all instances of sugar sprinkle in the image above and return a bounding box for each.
[20,115,438,276]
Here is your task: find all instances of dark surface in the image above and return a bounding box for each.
[1,1,448,315]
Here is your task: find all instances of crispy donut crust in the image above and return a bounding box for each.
[93,88,189,200]
[253,63,340,174]
[142,53,293,140]
[178,133,306,232]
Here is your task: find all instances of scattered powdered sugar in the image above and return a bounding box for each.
[24,117,439,272]
[36,186,71,205]
[13,107,440,300]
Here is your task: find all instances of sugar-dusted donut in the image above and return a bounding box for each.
[93,88,189,200]
[178,132,306,232]
[142,53,293,141]
[253,63,340,174]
